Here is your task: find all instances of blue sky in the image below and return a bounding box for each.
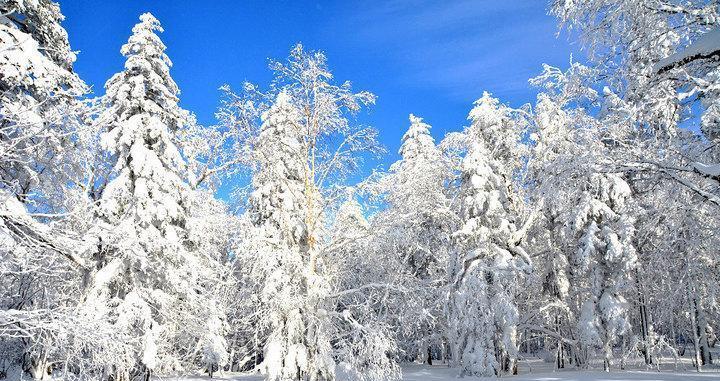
[61,0,582,196]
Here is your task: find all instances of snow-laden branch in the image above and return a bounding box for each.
[326,283,409,299]
[655,29,720,74]
[518,324,578,346]
[0,213,88,270]
[611,160,720,207]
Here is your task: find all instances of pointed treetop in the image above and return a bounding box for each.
[468,91,503,126]
[102,10,185,131]
[399,113,435,159]
[138,12,162,30]
[405,114,432,138]
[121,12,169,62]
[465,91,522,164]
[335,191,369,234]
[408,113,423,125]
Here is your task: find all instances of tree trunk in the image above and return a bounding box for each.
[695,298,713,366]
[555,316,565,369]
[688,285,703,372]
[637,281,652,365]
[26,355,50,380]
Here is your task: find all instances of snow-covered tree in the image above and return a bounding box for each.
[0,0,87,202]
[570,173,637,371]
[245,90,336,381]
[0,1,108,379]
[551,0,720,204]
[524,61,644,372]
[199,311,230,378]
[370,114,454,363]
[235,44,398,381]
[382,114,453,282]
[3,1,720,379]
[525,92,583,371]
[543,2,720,369]
[84,13,226,379]
[446,92,531,377]
[327,193,402,381]
[521,63,602,370]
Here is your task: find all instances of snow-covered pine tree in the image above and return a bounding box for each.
[525,63,639,373]
[372,114,454,363]
[387,114,453,281]
[447,92,530,377]
[523,63,602,370]
[531,65,638,371]
[571,172,637,372]
[85,13,225,379]
[526,92,578,370]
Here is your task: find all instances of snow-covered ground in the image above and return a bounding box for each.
[157,358,720,381]
[401,363,720,381]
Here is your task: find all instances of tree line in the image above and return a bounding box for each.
[0,0,718,380]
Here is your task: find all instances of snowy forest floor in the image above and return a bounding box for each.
[156,357,720,381]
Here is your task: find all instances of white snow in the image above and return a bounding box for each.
[692,162,720,178]
[154,362,720,381]
[3,2,720,381]
[655,29,720,73]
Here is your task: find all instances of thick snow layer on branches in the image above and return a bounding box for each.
[655,29,720,73]
[3,0,720,380]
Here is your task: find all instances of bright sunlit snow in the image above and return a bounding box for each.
[1,1,719,381]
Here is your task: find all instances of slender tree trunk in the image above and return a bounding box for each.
[636,271,652,365]
[554,315,566,369]
[441,339,448,366]
[603,353,610,372]
[26,352,50,380]
[688,284,703,372]
[694,297,712,366]
[524,328,530,355]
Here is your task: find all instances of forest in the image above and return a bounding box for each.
[0,0,719,380]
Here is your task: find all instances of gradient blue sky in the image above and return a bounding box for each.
[61,0,582,195]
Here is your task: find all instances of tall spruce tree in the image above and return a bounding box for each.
[572,173,637,371]
[84,13,224,379]
[448,93,530,377]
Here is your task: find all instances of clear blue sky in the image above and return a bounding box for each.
[61,0,582,196]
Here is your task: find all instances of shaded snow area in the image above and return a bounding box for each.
[157,360,720,381]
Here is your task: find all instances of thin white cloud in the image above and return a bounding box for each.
[336,0,568,102]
